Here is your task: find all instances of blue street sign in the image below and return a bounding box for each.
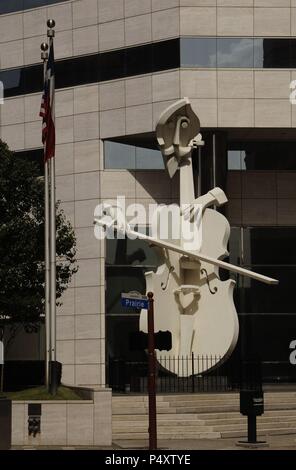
[121,292,149,310]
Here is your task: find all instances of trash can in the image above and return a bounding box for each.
[0,397,12,450]
[240,389,264,416]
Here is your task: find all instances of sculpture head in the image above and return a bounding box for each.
[156,98,200,178]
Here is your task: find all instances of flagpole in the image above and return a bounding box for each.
[40,42,51,391]
[47,19,57,395]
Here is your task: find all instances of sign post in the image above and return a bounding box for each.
[121,291,157,450]
[147,292,157,451]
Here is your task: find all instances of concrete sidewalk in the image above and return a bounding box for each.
[113,434,296,450]
[11,434,296,450]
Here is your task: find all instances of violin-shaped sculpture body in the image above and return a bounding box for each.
[140,194,239,376]
[94,98,278,378]
[139,98,239,376]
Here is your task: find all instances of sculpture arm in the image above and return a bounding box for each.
[94,217,278,286]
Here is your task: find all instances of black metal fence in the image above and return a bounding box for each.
[110,354,246,393]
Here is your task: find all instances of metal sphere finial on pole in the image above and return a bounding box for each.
[40,42,48,61]
[47,19,55,38]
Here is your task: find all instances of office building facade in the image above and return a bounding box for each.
[1,0,296,388]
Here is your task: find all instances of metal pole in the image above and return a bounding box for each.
[47,20,57,395]
[41,42,50,390]
[147,292,157,450]
[191,352,195,393]
[197,146,202,197]
[212,133,216,211]
[212,133,216,188]
[247,415,257,443]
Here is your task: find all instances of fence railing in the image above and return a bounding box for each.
[109,354,248,393]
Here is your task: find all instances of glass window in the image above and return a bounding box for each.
[106,266,148,314]
[290,39,296,68]
[106,237,159,267]
[0,0,70,14]
[254,39,264,68]
[106,316,146,361]
[25,0,66,7]
[181,38,216,67]
[217,38,254,68]
[240,266,296,314]
[100,50,126,82]
[55,58,74,89]
[104,141,136,169]
[255,38,291,68]
[0,68,24,97]
[153,39,180,72]
[24,64,43,95]
[0,0,22,14]
[104,141,164,170]
[126,44,152,77]
[245,228,296,266]
[136,147,164,170]
[228,142,296,171]
[228,150,244,171]
[71,54,99,86]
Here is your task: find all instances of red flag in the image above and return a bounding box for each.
[40,41,55,163]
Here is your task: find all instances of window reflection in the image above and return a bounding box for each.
[181,38,216,67]
[228,142,296,171]
[2,37,296,100]
[106,237,159,267]
[0,68,23,97]
[104,141,164,170]
[104,141,136,169]
[217,38,254,68]
[254,39,264,68]
[106,266,147,314]
[136,147,164,170]
[106,236,158,315]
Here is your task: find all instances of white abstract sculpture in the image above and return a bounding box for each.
[95,98,278,377]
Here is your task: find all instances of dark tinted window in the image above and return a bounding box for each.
[228,142,296,171]
[0,0,69,14]
[0,0,22,14]
[153,39,180,72]
[258,39,291,68]
[247,228,296,265]
[106,266,147,314]
[100,50,126,81]
[55,57,74,89]
[70,54,99,86]
[126,44,152,76]
[241,266,296,314]
[290,39,296,68]
[0,68,24,97]
[24,64,43,95]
